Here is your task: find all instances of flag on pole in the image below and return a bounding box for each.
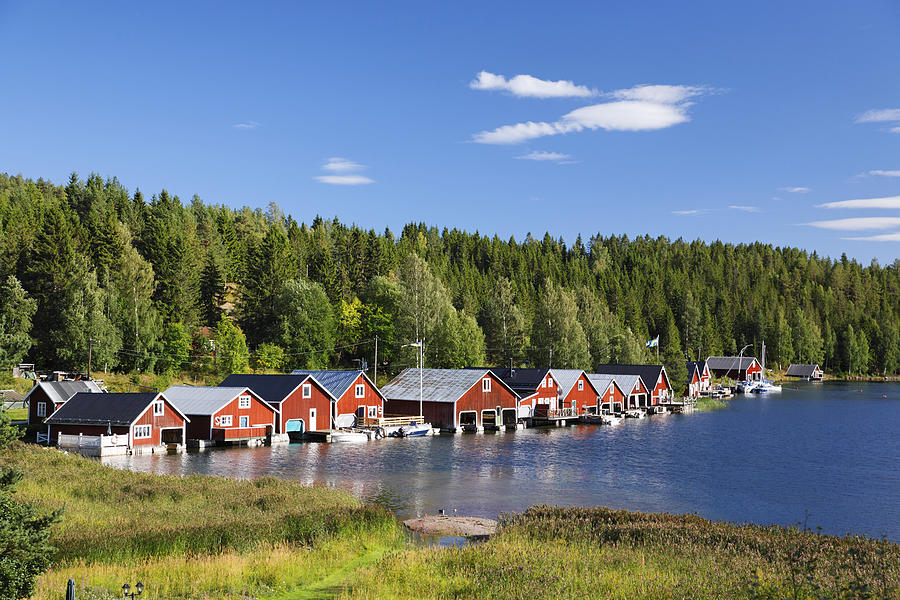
[646,335,659,348]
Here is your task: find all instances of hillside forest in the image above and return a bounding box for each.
[1,172,898,387]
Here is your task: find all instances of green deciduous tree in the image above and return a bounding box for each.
[529,283,590,369]
[273,279,335,369]
[255,342,286,372]
[0,276,36,370]
[215,317,249,376]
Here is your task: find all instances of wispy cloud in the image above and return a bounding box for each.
[322,157,365,172]
[855,109,900,133]
[472,84,711,144]
[314,174,374,186]
[470,71,597,98]
[729,205,759,212]
[856,109,900,123]
[315,156,373,185]
[672,209,709,216]
[818,195,900,210]
[233,121,260,130]
[516,150,573,163]
[780,186,810,193]
[808,217,900,230]
[843,231,900,242]
[858,169,900,178]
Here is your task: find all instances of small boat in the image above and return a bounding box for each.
[736,380,759,393]
[601,413,623,426]
[625,409,646,419]
[396,421,433,437]
[751,380,782,393]
[330,430,370,443]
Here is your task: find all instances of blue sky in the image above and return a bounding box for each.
[1,1,898,263]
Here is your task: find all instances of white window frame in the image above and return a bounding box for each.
[368,406,377,418]
[578,380,584,391]
[219,415,233,427]
[482,378,491,392]
[153,401,164,416]
[134,425,151,439]
[238,395,251,409]
[37,401,47,417]
[547,377,554,387]
[239,415,249,428]
[302,383,312,398]
[355,384,365,398]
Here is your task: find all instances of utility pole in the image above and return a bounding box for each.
[87,338,95,380]
[374,335,378,385]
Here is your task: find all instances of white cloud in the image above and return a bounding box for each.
[892,126,900,134]
[323,157,365,172]
[672,209,708,216]
[843,232,900,242]
[861,170,900,177]
[729,205,759,212]
[856,109,900,123]
[314,175,374,186]
[607,84,708,104]
[516,151,573,162]
[808,217,900,230]
[472,82,708,144]
[233,121,260,130]
[818,195,900,210]
[780,186,810,193]
[470,71,597,98]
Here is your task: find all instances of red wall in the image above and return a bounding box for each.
[132,397,186,446]
[384,399,454,429]
[456,373,518,426]
[649,371,670,404]
[600,383,625,411]
[276,379,333,433]
[185,390,275,440]
[746,361,762,378]
[27,386,54,425]
[566,373,600,413]
[335,375,384,419]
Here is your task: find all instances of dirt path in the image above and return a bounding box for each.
[268,543,391,600]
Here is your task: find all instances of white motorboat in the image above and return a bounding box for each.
[625,409,646,419]
[394,421,433,437]
[330,430,370,442]
[736,380,759,393]
[601,413,623,426]
[751,380,782,393]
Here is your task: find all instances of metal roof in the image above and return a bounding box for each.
[706,356,759,372]
[382,368,518,403]
[25,380,104,405]
[218,374,335,404]
[45,392,180,427]
[592,373,643,396]
[594,364,669,391]
[586,374,617,395]
[163,385,276,416]
[290,370,384,401]
[786,364,821,377]
[490,368,550,394]
[550,369,590,397]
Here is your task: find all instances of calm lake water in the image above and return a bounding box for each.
[103,381,900,541]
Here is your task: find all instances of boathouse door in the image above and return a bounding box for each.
[309,408,317,431]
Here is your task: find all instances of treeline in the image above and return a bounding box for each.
[0,172,897,386]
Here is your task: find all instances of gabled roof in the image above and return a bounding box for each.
[489,368,551,394]
[585,374,624,398]
[24,380,104,405]
[550,369,592,397]
[382,368,519,404]
[0,389,25,404]
[163,385,277,416]
[290,370,385,401]
[706,356,760,372]
[687,360,708,375]
[685,361,702,384]
[594,364,669,391]
[218,374,335,404]
[45,392,188,426]
[591,373,643,396]
[786,364,821,377]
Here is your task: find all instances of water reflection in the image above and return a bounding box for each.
[103,382,900,541]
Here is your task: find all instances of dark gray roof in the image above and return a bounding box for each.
[0,389,25,404]
[786,364,821,377]
[25,380,104,405]
[290,370,384,401]
[218,374,335,404]
[45,392,176,426]
[594,364,669,390]
[685,361,701,383]
[382,369,519,403]
[706,356,759,372]
[163,385,277,416]
[490,368,550,394]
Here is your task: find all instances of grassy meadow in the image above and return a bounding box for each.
[3,443,899,599]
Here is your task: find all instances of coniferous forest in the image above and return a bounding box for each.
[1,172,898,386]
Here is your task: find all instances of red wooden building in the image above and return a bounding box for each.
[290,370,384,426]
[219,374,334,435]
[44,391,188,450]
[706,356,763,381]
[587,374,628,413]
[164,385,277,442]
[595,364,672,405]
[25,380,104,425]
[381,368,520,430]
[491,368,560,417]
[551,369,601,414]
